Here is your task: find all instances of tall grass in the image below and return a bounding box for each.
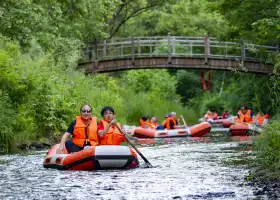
[252,117,280,180]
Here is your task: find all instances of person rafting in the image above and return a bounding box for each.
[150,116,164,130]
[98,106,126,145]
[235,105,253,123]
[253,112,269,126]
[203,110,214,122]
[56,104,99,154]
[140,116,152,129]
[222,111,230,119]
[163,112,182,130]
[162,114,171,126]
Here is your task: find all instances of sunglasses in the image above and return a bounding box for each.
[81,110,92,114]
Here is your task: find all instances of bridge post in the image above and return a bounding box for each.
[149,37,152,57]
[168,33,171,64]
[87,43,93,62]
[204,34,210,64]
[138,38,141,56]
[172,36,176,55]
[241,39,246,60]
[103,40,107,58]
[94,38,98,61]
[131,35,135,65]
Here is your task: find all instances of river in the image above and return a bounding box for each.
[0,133,267,200]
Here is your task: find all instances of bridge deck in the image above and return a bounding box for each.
[78,35,279,74]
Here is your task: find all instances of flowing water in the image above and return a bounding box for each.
[0,134,267,200]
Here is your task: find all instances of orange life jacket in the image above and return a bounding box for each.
[150,121,159,129]
[212,112,218,119]
[203,114,212,121]
[99,120,125,145]
[258,116,265,126]
[140,119,152,128]
[237,109,252,123]
[255,113,269,126]
[163,117,177,130]
[72,116,98,147]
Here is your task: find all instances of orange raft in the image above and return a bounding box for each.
[210,119,234,128]
[133,122,211,138]
[228,124,263,136]
[43,144,139,170]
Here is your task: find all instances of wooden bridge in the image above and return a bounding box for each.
[79,34,279,74]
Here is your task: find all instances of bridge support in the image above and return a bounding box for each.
[204,34,210,64]
[131,35,135,65]
[168,33,171,64]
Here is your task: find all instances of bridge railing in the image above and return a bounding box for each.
[80,34,279,64]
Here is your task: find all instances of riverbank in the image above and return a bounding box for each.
[15,135,59,152]
[249,176,280,199]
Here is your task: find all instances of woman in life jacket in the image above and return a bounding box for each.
[98,106,126,145]
[56,104,99,154]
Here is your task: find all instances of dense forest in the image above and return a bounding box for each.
[0,0,279,180]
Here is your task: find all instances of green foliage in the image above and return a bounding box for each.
[0,37,194,152]
[117,0,228,38]
[121,69,180,103]
[211,0,280,43]
[0,0,118,67]
[0,90,16,152]
[187,71,275,116]
[252,117,280,180]
[176,70,203,104]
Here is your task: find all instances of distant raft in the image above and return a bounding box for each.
[133,122,211,138]
[43,144,139,170]
[228,124,263,136]
[199,116,234,128]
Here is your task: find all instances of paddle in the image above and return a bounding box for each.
[115,124,153,168]
[181,115,189,129]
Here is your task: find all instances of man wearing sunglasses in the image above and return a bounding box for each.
[56,104,99,154]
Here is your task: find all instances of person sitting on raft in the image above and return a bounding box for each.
[235,105,253,123]
[56,104,99,154]
[253,112,269,126]
[150,116,165,130]
[163,112,182,130]
[203,110,213,121]
[98,106,126,145]
[140,116,152,129]
[222,111,230,119]
[211,110,218,119]
[162,114,170,126]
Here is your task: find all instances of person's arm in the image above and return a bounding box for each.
[56,121,75,154]
[56,132,71,154]
[98,119,116,137]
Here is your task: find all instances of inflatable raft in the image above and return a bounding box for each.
[228,124,263,136]
[133,122,211,138]
[199,116,234,128]
[209,119,234,128]
[43,144,139,170]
